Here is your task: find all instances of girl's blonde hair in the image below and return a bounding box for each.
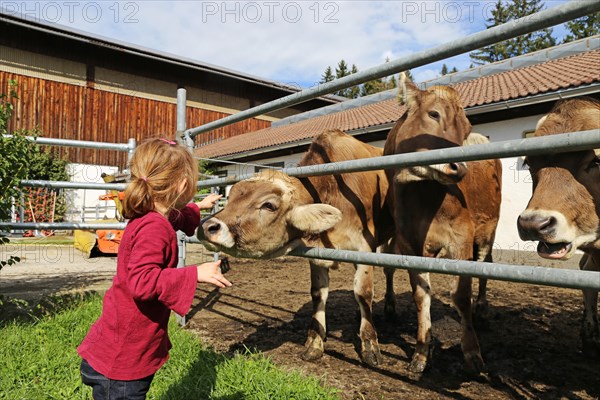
[123,138,198,219]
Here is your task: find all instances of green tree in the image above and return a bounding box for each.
[470,0,511,64]
[321,59,398,98]
[335,59,350,79]
[507,0,555,57]
[320,60,362,98]
[1,82,69,270]
[347,64,361,99]
[470,0,556,65]
[440,64,460,76]
[563,12,600,43]
[319,66,335,84]
[441,64,449,76]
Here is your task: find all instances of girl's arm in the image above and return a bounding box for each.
[168,203,201,236]
[196,193,222,210]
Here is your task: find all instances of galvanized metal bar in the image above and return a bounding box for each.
[176,88,194,148]
[0,222,126,230]
[20,180,127,191]
[2,134,131,151]
[176,87,191,326]
[186,1,600,138]
[127,138,137,166]
[195,129,600,188]
[184,236,599,290]
[287,247,600,291]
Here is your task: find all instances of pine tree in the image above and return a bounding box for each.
[470,0,556,65]
[335,60,350,79]
[563,13,600,43]
[333,60,350,97]
[507,0,555,57]
[441,64,449,76]
[347,64,361,99]
[470,0,511,64]
[319,66,335,84]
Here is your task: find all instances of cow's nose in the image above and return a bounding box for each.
[446,162,467,180]
[206,221,222,235]
[517,213,556,240]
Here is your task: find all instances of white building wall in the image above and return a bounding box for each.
[65,163,119,222]
[217,114,547,251]
[472,115,543,252]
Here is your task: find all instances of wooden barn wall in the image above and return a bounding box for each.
[0,72,271,169]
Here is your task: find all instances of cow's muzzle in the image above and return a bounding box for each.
[197,216,235,249]
[517,210,574,259]
[398,161,467,184]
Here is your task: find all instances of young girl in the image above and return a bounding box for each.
[78,138,231,399]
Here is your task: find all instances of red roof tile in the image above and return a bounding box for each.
[196,49,600,159]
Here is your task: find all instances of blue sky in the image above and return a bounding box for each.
[3,0,571,87]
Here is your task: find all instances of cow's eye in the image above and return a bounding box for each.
[261,202,277,212]
[428,110,440,121]
[587,156,600,171]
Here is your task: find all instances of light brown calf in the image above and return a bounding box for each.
[383,73,502,374]
[197,129,394,366]
[517,97,600,358]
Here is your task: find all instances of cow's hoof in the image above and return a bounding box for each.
[361,342,383,367]
[301,347,324,362]
[464,353,486,375]
[408,356,427,373]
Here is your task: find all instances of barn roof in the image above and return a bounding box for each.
[195,36,600,160]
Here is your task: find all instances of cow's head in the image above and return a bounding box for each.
[197,170,342,258]
[517,97,600,259]
[388,72,471,185]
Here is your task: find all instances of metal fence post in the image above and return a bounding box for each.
[176,87,189,326]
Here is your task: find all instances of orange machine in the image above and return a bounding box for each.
[74,173,127,258]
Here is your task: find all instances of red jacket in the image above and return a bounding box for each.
[78,204,200,380]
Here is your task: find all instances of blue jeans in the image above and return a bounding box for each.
[80,359,154,400]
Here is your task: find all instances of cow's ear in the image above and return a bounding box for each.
[288,204,342,234]
[398,72,419,107]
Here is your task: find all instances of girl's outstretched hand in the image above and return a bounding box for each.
[196,260,232,288]
[196,193,223,210]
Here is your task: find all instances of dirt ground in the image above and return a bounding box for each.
[1,240,599,400]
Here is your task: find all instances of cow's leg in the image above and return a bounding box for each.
[302,261,329,362]
[474,278,488,317]
[452,275,485,374]
[473,246,492,320]
[474,250,494,321]
[580,252,600,358]
[408,271,432,373]
[354,263,382,366]
[384,267,396,319]
[380,240,397,319]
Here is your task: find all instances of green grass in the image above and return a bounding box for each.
[0,294,340,400]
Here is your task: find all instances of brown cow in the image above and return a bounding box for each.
[197,129,394,366]
[517,97,600,358]
[383,73,502,374]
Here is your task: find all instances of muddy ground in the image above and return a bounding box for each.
[1,241,599,400]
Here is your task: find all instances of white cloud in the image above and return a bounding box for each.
[6,0,570,87]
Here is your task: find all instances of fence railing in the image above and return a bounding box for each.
[194,129,600,188]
